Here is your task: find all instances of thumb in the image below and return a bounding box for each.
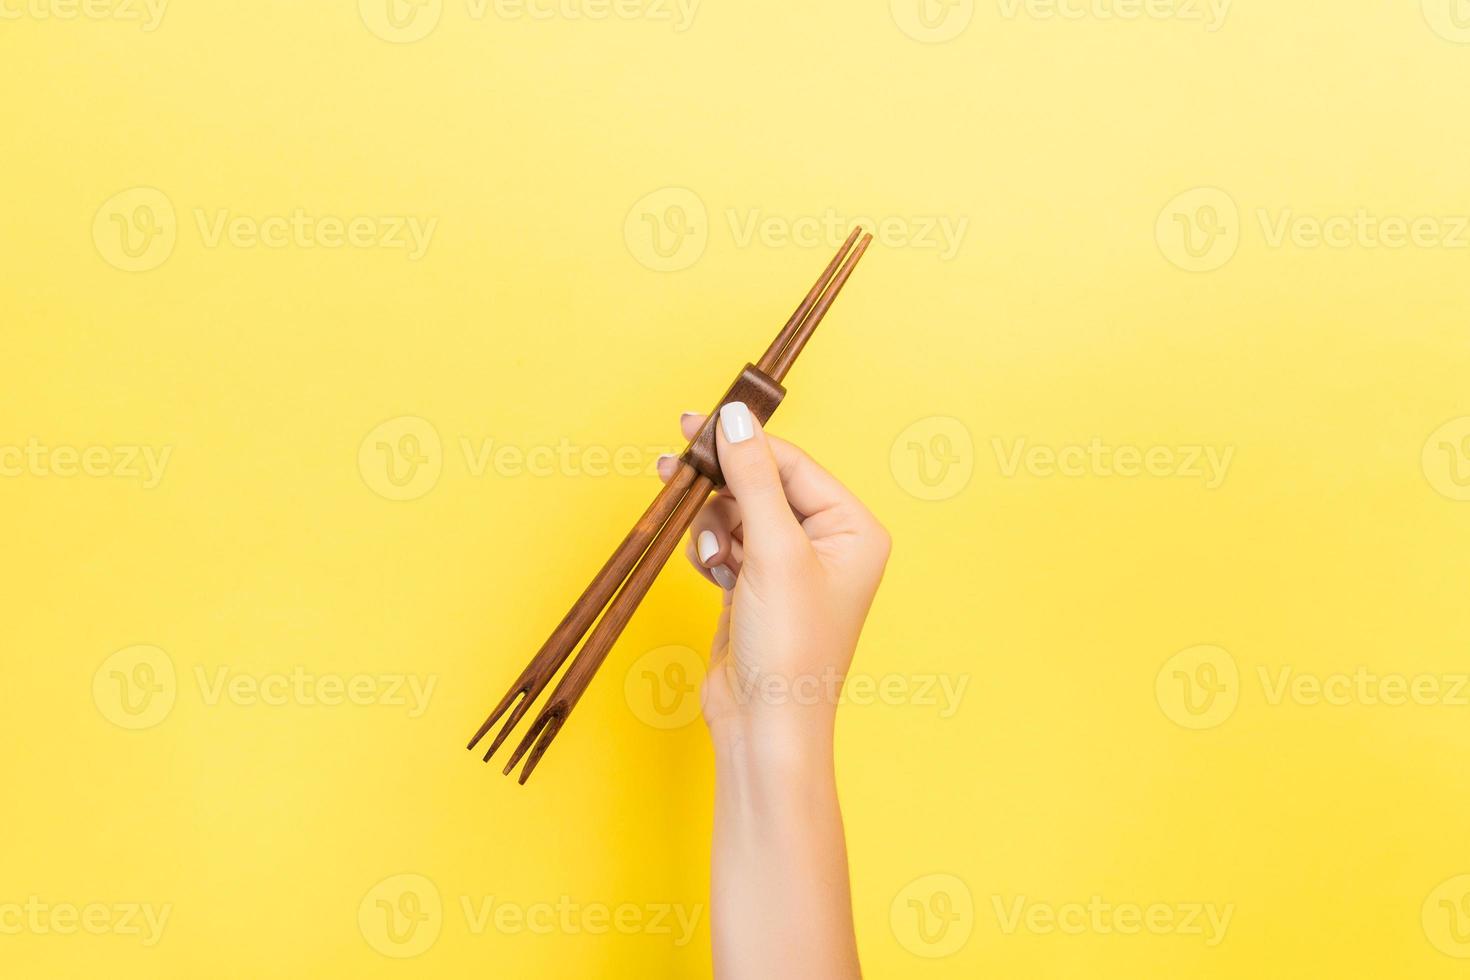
[715,401,803,552]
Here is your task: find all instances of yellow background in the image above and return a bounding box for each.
[4,0,1470,976]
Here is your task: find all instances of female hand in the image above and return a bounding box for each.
[661,402,887,980]
[658,402,891,749]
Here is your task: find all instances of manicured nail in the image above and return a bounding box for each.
[711,565,737,590]
[697,530,719,565]
[720,402,754,443]
[681,411,702,420]
[657,454,677,478]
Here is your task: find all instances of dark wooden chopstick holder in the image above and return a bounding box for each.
[679,363,786,487]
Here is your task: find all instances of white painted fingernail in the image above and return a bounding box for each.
[697,529,719,565]
[711,565,737,590]
[720,402,754,443]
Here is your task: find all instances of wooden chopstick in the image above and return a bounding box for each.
[467,465,697,758]
[473,229,873,783]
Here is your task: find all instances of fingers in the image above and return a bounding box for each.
[688,495,742,589]
[713,402,804,552]
[692,529,740,590]
[679,412,861,521]
[658,454,744,588]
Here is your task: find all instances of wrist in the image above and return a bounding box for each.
[710,715,836,786]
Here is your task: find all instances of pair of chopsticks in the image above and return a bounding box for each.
[469,227,874,783]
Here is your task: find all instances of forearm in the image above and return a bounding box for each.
[710,725,861,980]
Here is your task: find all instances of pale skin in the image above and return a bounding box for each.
[656,403,891,980]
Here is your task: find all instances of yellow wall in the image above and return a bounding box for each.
[4,0,1470,976]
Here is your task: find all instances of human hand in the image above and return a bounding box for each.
[657,403,891,752]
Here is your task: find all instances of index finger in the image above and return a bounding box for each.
[679,412,861,520]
